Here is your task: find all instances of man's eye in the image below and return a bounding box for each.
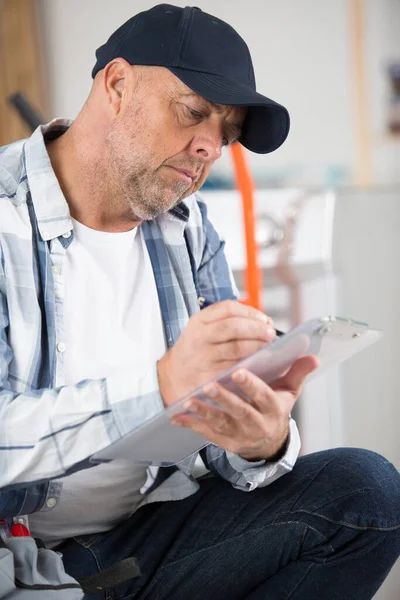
[185,106,203,119]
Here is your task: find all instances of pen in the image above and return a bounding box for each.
[198,297,285,337]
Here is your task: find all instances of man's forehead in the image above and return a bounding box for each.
[162,70,243,118]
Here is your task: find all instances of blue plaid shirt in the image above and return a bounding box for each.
[0,120,300,519]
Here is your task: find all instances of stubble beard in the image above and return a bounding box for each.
[124,167,191,221]
[107,144,192,221]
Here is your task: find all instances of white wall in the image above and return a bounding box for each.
[333,188,400,600]
[333,188,400,469]
[37,0,400,186]
[34,0,354,187]
[365,0,400,183]
[36,0,400,186]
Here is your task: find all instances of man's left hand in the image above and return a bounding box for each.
[170,355,319,461]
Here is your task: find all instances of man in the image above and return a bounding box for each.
[0,4,399,599]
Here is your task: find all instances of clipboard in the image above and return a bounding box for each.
[90,316,382,467]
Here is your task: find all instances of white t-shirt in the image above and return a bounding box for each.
[29,219,166,547]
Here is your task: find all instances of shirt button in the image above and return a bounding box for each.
[57,342,66,353]
[62,231,72,239]
[52,265,61,276]
[46,497,57,508]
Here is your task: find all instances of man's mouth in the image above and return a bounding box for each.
[165,166,198,184]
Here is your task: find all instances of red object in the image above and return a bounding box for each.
[10,523,30,537]
[230,142,263,311]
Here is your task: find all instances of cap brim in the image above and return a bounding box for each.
[168,67,290,154]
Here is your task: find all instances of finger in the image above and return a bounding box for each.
[170,413,234,444]
[231,368,284,415]
[207,317,276,345]
[170,413,212,434]
[181,397,233,433]
[202,382,262,422]
[199,299,270,325]
[270,355,319,394]
[170,413,268,458]
[215,339,270,364]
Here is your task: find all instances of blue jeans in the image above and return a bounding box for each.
[59,448,400,600]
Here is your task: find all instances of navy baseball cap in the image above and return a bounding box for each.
[92,4,290,154]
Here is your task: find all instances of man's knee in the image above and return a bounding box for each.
[293,447,400,530]
[329,446,398,482]
[331,448,400,490]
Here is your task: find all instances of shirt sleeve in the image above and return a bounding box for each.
[200,418,301,491]
[0,288,164,491]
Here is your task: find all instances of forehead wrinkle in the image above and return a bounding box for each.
[180,92,231,114]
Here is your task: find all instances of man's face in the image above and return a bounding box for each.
[105,66,246,221]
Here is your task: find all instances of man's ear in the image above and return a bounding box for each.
[103,58,136,116]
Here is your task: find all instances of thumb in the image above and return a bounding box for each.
[271,355,319,394]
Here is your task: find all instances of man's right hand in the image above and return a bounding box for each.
[157,300,276,407]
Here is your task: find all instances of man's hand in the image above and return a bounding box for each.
[157,300,276,407]
[170,355,319,461]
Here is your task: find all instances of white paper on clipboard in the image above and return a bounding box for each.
[90,316,382,467]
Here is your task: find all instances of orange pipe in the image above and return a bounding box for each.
[230,142,262,310]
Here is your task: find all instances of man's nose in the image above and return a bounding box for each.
[188,123,223,163]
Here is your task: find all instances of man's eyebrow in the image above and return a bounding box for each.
[180,93,231,114]
[180,93,243,139]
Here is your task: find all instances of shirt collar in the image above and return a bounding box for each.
[24,118,74,242]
